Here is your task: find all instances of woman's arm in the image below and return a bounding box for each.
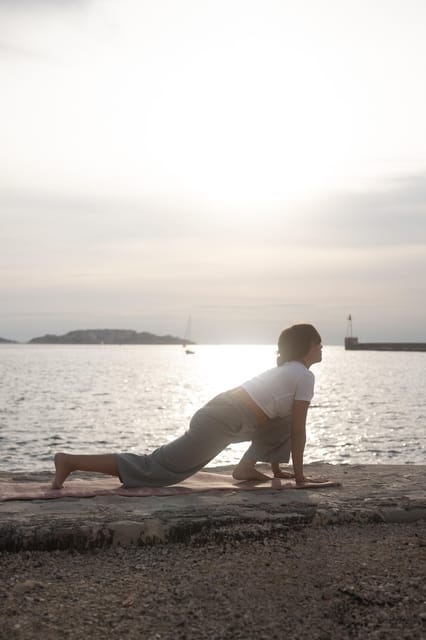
[291,400,335,487]
[291,400,309,485]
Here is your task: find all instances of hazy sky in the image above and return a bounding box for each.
[1,0,425,343]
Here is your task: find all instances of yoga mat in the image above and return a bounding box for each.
[0,472,340,502]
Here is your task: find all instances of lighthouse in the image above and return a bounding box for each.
[344,314,359,349]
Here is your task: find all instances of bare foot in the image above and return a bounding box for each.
[51,452,73,489]
[232,464,271,482]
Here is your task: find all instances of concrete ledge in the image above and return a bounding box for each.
[1,463,424,551]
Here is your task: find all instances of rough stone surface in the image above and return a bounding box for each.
[0,464,425,639]
[0,522,424,639]
[0,463,424,552]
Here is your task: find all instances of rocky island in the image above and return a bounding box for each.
[29,329,194,345]
[0,337,17,344]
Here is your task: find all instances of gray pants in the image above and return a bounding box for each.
[116,391,292,487]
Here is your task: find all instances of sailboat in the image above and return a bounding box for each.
[183,315,195,354]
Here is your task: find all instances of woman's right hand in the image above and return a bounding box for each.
[296,476,329,489]
[295,477,340,489]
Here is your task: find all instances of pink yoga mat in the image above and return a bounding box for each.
[0,472,340,501]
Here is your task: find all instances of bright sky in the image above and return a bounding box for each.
[1,0,425,343]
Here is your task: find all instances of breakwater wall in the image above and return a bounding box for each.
[344,337,426,352]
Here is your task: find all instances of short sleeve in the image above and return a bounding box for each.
[294,371,315,402]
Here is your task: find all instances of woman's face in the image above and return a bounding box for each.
[304,340,323,367]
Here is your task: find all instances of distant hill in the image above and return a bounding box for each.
[0,337,18,344]
[28,329,195,345]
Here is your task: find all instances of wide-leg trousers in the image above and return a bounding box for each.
[116,391,292,488]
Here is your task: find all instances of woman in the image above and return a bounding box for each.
[52,324,332,489]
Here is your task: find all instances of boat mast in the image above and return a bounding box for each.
[183,315,192,347]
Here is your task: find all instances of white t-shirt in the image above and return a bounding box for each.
[241,361,315,419]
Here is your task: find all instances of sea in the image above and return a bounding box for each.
[0,344,425,473]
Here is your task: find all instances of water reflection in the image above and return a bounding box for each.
[0,344,424,471]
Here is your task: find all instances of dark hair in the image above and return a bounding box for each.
[276,324,321,366]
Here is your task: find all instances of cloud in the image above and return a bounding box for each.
[262,173,426,249]
[0,0,90,10]
[0,40,59,60]
[1,2,425,343]
[319,174,426,245]
[1,172,425,271]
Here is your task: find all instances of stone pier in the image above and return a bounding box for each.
[1,463,424,551]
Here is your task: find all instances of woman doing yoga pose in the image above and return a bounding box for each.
[52,323,333,489]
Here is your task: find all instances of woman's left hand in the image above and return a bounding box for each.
[271,463,295,479]
[295,478,341,489]
[273,469,295,479]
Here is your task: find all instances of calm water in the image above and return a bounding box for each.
[0,345,425,473]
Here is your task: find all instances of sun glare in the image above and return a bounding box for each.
[3,0,407,211]
[120,24,366,208]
